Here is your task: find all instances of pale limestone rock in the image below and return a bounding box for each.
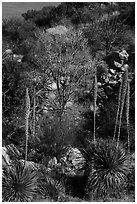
[47,25,68,36]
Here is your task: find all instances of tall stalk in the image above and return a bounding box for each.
[113,78,123,141]
[117,67,128,148]
[126,80,130,157]
[25,88,30,162]
[93,73,97,144]
[32,86,36,138]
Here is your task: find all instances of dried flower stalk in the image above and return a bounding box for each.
[93,73,97,143]
[32,86,36,138]
[25,88,30,162]
[117,67,128,148]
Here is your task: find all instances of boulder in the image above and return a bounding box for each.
[48,157,58,168]
[2,144,21,167]
[103,50,129,72]
[46,25,68,36]
[19,160,41,171]
[65,101,73,109]
[5,49,12,55]
[60,146,85,176]
[2,147,11,167]
[66,147,85,168]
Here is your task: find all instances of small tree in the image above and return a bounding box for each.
[84,16,130,56]
[34,27,95,121]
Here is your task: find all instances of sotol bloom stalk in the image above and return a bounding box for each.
[117,65,129,148]
[113,78,123,141]
[93,73,97,144]
[25,88,30,162]
[32,86,36,138]
[126,80,130,157]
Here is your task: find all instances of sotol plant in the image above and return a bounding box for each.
[82,139,130,200]
[37,172,65,201]
[2,161,37,202]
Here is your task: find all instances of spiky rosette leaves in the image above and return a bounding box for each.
[2,161,37,202]
[37,171,65,201]
[82,139,130,200]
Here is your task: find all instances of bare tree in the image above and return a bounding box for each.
[34,27,96,121]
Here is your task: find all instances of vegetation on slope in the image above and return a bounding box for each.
[2,2,135,202]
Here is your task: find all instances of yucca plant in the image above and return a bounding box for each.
[2,160,37,202]
[81,139,130,200]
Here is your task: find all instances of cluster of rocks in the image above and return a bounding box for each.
[2,144,85,177]
[47,146,85,177]
[3,49,23,62]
